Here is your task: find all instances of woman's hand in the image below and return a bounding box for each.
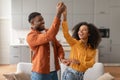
[70,59,80,65]
[63,5,67,21]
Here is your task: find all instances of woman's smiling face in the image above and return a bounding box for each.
[78,25,89,40]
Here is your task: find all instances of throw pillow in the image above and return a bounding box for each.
[97,72,114,80]
[3,73,15,80]
[3,72,30,80]
[14,72,30,80]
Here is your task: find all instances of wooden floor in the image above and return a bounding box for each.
[104,66,120,80]
[0,65,120,80]
[0,64,16,80]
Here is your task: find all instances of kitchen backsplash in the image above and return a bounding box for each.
[11,29,72,45]
[11,29,29,44]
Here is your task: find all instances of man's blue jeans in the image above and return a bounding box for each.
[62,67,84,80]
[31,71,58,80]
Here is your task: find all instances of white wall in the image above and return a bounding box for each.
[0,0,11,64]
[0,19,11,64]
[0,0,11,19]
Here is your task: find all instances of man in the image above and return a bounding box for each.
[27,2,67,80]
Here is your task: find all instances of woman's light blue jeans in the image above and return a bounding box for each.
[62,67,84,80]
[31,71,58,80]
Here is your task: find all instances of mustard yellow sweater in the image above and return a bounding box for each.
[62,21,96,72]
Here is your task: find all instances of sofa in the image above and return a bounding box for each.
[61,63,104,80]
[16,62,104,80]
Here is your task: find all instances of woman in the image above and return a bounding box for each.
[61,7,101,80]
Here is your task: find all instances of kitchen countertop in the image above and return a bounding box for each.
[10,43,28,46]
[10,43,71,51]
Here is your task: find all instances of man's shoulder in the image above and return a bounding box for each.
[27,30,38,36]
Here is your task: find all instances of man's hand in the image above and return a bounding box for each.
[61,59,71,66]
[56,2,66,19]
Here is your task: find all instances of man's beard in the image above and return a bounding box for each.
[36,26,45,31]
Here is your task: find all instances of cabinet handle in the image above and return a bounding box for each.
[110,39,112,52]
[13,56,19,58]
[100,54,104,57]
[13,46,18,48]
[26,46,29,48]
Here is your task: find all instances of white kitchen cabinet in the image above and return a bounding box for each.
[37,0,59,14]
[98,39,111,63]
[99,53,110,63]
[21,46,31,62]
[22,0,37,14]
[11,0,37,30]
[94,14,111,29]
[109,45,120,63]
[11,0,23,30]
[95,0,120,64]
[10,46,21,64]
[94,0,110,14]
[11,0,22,15]
[73,0,94,14]
[94,0,111,64]
[73,0,94,27]
[108,1,120,63]
[109,7,120,44]
[10,46,31,64]
[11,0,95,30]
[73,14,94,26]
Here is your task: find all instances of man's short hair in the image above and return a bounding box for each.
[28,12,41,23]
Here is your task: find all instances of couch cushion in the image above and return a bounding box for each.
[97,72,114,80]
[3,72,31,80]
[14,72,30,80]
[84,63,104,80]
[16,62,32,75]
[3,73,15,80]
